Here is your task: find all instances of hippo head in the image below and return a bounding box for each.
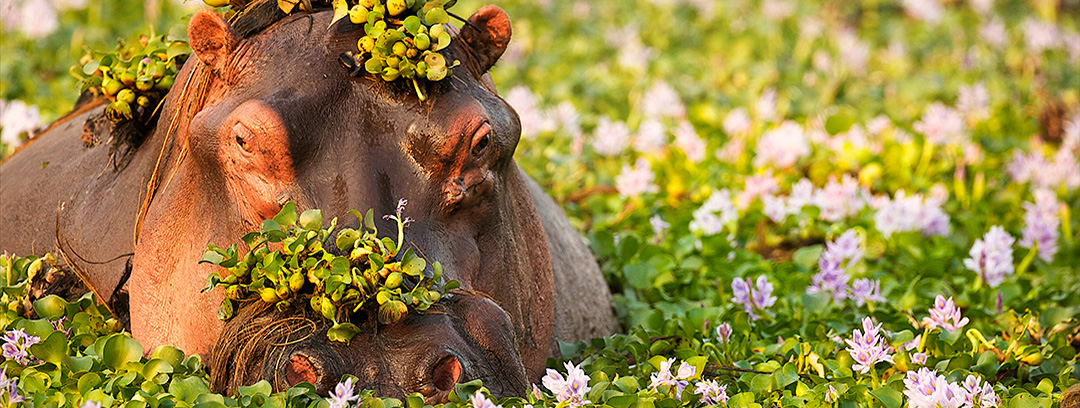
[208,292,528,401]
[128,0,554,399]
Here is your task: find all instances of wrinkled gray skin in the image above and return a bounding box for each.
[0,3,617,399]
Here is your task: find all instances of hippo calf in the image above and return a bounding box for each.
[0,0,617,398]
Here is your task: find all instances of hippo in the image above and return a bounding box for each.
[0,0,618,398]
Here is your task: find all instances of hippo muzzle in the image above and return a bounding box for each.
[208,291,528,402]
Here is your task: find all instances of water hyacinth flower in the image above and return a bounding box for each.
[542,361,591,407]
[1021,17,1060,54]
[723,107,751,136]
[328,378,359,408]
[753,121,809,169]
[503,86,542,140]
[902,0,944,24]
[633,119,667,154]
[693,379,729,406]
[470,392,502,408]
[844,317,894,374]
[732,275,777,320]
[591,117,631,156]
[641,80,686,120]
[2,328,40,366]
[615,158,659,198]
[1019,189,1060,262]
[963,226,1015,287]
[736,173,779,209]
[979,18,1008,49]
[715,322,732,344]
[914,102,965,145]
[649,358,696,399]
[912,352,928,365]
[1,370,23,405]
[690,189,737,236]
[923,295,969,332]
[754,88,778,123]
[873,190,951,237]
[957,82,990,123]
[0,99,44,148]
[807,230,864,303]
[848,278,885,306]
[80,401,103,408]
[674,121,706,163]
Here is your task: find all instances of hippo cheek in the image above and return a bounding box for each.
[448,294,528,397]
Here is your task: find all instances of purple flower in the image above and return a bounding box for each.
[633,119,667,154]
[542,361,591,407]
[693,379,729,406]
[979,18,1007,49]
[902,0,944,24]
[649,358,694,399]
[1,370,24,405]
[813,175,866,222]
[470,392,501,408]
[690,190,737,236]
[904,334,922,351]
[674,121,706,163]
[825,385,839,402]
[1021,17,1060,54]
[736,173,779,209]
[615,158,659,198]
[591,117,631,156]
[957,82,990,123]
[848,279,885,306]
[754,121,809,168]
[873,190,951,237]
[844,317,894,374]
[503,86,542,140]
[912,352,928,365]
[922,295,969,332]
[964,226,1015,288]
[723,108,751,136]
[80,401,103,408]
[904,368,949,408]
[914,102,964,145]
[641,81,686,120]
[328,378,358,408]
[1,99,43,147]
[807,230,863,303]
[2,328,40,366]
[1019,189,1060,262]
[715,322,732,344]
[733,275,777,320]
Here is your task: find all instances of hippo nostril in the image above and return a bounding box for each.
[432,356,461,391]
[285,353,321,387]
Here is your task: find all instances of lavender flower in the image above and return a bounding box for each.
[1,370,24,405]
[591,117,631,156]
[732,276,776,320]
[633,119,667,154]
[807,230,863,303]
[542,361,591,407]
[844,317,894,374]
[649,358,695,399]
[914,102,965,145]
[615,158,659,198]
[723,108,751,136]
[923,295,969,332]
[1019,189,1060,262]
[693,379,729,406]
[904,368,949,408]
[503,86,542,140]
[328,378,358,408]
[961,375,1000,407]
[470,392,502,408]
[690,190,737,236]
[1,328,40,366]
[715,322,732,344]
[848,278,885,306]
[912,352,928,365]
[753,121,809,169]
[963,226,1015,287]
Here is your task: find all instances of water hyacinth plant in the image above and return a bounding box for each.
[3,0,1080,406]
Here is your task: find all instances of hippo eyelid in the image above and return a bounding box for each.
[231,122,256,155]
[470,122,491,156]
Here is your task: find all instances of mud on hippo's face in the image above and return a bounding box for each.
[208,292,528,401]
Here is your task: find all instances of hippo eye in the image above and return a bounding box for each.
[432,355,461,391]
[232,122,255,154]
[471,123,491,156]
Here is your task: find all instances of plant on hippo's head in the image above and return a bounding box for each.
[200,199,458,344]
[72,31,191,123]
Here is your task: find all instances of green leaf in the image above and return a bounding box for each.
[238,380,273,397]
[274,202,298,227]
[167,41,191,62]
[330,0,349,27]
[328,322,361,344]
[29,331,67,365]
[299,209,323,231]
[364,208,377,232]
[402,256,426,276]
[143,358,175,379]
[792,245,823,270]
[870,386,902,408]
[405,393,424,408]
[32,294,67,319]
[169,375,212,403]
[82,60,100,76]
[403,16,421,35]
[774,362,798,389]
[622,262,654,290]
[103,334,144,370]
[425,7,448,25]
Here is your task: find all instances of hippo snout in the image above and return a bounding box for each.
[209,293,528,402]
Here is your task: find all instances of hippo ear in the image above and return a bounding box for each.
[460,5,511,72]
[188,10,239,72]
